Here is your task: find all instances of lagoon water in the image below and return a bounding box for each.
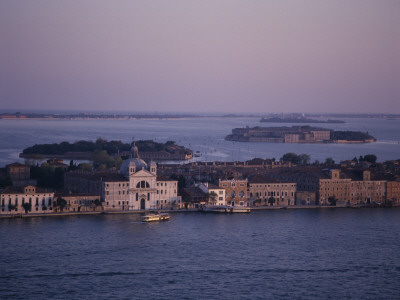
[1,117,400,298]
[0,116,400,167]
[1,209,400,299]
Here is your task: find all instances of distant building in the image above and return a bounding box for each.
[219,178,248,206]
[6,162,36,186]
[386,181,400,204]
[54,193,102,213]
[181,186,208,208]
[65,143,180,211]
[196,182,226,206]
[1,185,54,214]
[272,167,386,206]
[248,175,296,206]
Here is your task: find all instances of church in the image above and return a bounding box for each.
[101,143,180,211]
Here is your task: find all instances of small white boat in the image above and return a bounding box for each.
[142,213,170,222]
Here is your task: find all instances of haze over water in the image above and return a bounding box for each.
[1,116,400,167]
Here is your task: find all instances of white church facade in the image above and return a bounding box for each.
[102,143,180,211]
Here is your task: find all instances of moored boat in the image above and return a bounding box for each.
[202,205,251,213]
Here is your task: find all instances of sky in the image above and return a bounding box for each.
[1,0,399,114]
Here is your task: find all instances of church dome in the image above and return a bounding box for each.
[120,158,148,176]
[120,141,148,177]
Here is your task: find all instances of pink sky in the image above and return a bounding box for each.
[1,0,399,113]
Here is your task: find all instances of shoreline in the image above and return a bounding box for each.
[1,205,398,219]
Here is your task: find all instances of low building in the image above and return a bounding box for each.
[1,185,54,214]
[386,181,400,204]
[181,186,208,208]
[219,178,248,206]
[6,162,36,186]
[196,182,226,206]
[248,175,296,206]
[54,193,102,212]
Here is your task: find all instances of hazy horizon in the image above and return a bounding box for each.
[1,1,399,114]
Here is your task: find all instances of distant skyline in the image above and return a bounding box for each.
[1,1,399,114]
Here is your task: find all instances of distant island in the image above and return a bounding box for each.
[20,139,193,161]
[225,126,376,143]
[260,117,345,124]
[0,112,198,120]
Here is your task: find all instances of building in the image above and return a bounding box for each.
[386,181,400,204]
[248,175,296,206]
[219,178,248,206]
[6,162,36,186]
[272,167,387,206]
[196,182,226,205]
[348,171,386,205]
[1,185,54,214]
[181,186,208,208]
[66,143,180,211]
[54,193,102,213]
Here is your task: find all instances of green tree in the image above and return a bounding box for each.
[363,154,377,163]
[268,197,275,206]
[298,154,311,165]
[22,202,31,213]
[325,157,335,165]
[280,153,300,164]
[55,197,67,212]
[208,191,218,204]
[328,196,337,206]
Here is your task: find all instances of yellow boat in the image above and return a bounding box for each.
[142,213,170,222]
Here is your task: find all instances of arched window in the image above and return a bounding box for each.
[230,191,236,198]
[136,181,150,188]
[239,191,245,198]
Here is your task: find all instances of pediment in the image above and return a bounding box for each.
[131,169,155,178]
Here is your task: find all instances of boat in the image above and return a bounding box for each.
[202,205,251,213]
[142,213,170,222]
[230,206,251,213]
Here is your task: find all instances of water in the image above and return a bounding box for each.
[0,117,400,167]
[1,209,399,299]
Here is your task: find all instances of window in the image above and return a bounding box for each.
[136,181,150,188]
[230,191,236,198]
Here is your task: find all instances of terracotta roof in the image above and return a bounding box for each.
[1,186,52,194]
[249,174,292,184]
[6,162,29,168]
[157,175,176,182]
[206,183,223,189]
[66,171,127,182]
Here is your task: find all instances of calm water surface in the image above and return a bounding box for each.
[1,117,400,166]
[1,209,399,299]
